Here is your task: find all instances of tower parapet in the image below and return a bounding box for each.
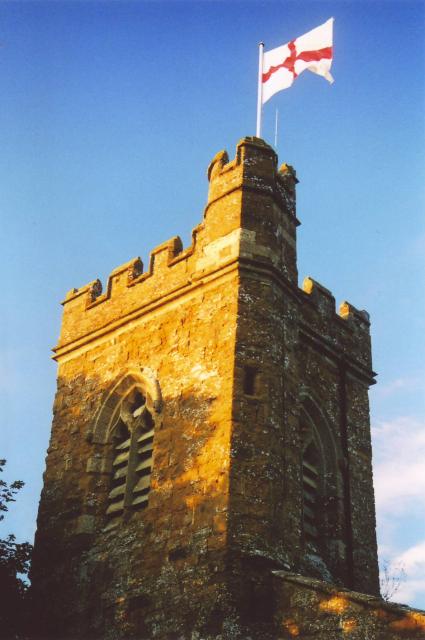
[301,277,374,374]
[56,137,301,358]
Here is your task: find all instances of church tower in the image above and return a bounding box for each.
[32,138,409,639]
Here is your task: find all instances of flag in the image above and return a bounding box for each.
[262,18,334,104]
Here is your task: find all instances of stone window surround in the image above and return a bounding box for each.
[299,394,345,571]
[91,367,162,446]
[84,368,162,528]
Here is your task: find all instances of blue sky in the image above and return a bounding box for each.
[1,0,424,608]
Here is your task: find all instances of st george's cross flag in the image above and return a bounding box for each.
[261,18,334,104]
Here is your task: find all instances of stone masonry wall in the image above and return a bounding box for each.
[205,140,379,600]
[273,572,425,639]
[31,143,251,637]
[298,280,379,594]
[33,272,240,637]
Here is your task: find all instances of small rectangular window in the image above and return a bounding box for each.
[243,366,258,396]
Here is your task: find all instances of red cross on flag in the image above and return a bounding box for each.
[261,18,334,105]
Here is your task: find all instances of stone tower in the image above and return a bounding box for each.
[32,138,422,639]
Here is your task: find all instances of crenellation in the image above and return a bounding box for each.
[56,138,300,356]
[87,258,144,308]
[339,300,370,327]
[299,276,374,378]
[206,138,298,225]
[63,278,102,304]
[110,256,144,281]
[58,139,299,355]
[149,236,183,271]
[302,276,336,316]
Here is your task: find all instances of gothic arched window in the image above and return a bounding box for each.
[107,388,155,518]
[300,403,331,555]
[299,396,346,584]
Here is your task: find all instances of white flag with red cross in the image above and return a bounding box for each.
[261,18,334,105]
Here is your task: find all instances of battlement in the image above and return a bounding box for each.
[54,138,302,359]
[56,227,205,358]
[300,276,374,378]
[62,236,187,309]
[206,136,299,222]
[302,277,370,328]
[54,137,372,381]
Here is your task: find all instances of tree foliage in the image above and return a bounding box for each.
[0,459,33,638]
[380,558,406,602]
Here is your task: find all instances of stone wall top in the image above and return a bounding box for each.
[206,137,299,223]
[54,137,373,380]
[273,571,425,639]
[55,138,303,359]
[300,277,374,377]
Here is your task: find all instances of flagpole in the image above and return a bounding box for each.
[256,42,264,138]
[274,108,279,149]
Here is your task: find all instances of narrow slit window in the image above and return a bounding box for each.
[243,366,258,396]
